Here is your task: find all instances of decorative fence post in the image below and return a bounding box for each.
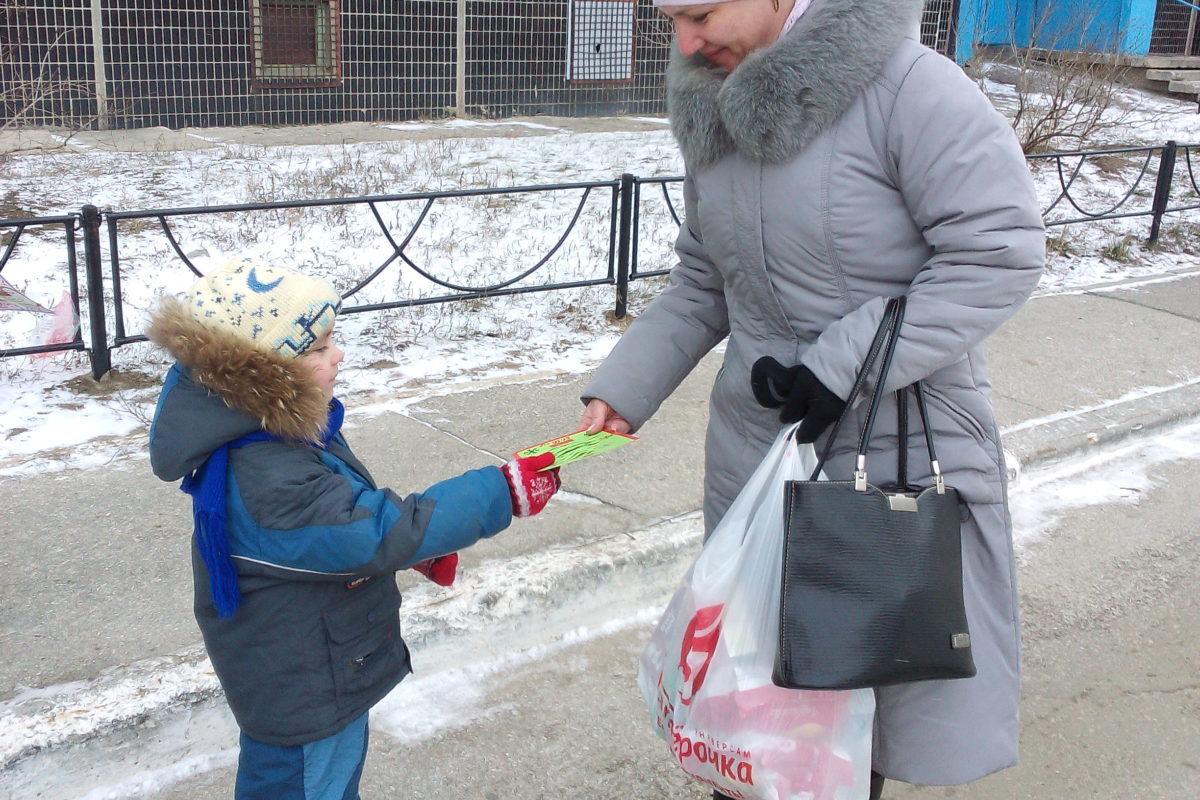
[1149,140,1177,246]
[614,173,635,319]
[80,205,111,379]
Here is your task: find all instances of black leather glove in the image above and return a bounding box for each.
[750,356,846,443]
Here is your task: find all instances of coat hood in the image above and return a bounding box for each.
[668,0,924,167]
[147,295,331,477]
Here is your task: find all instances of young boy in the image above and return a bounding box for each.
[147,259,560,799]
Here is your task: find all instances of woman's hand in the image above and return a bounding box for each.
[751,357,845,442]
[579,399,632,435]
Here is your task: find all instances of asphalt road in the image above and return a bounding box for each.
[7,424,1198,800]
[365,430,1200,800]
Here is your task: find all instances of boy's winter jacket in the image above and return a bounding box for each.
[148,299,511,745]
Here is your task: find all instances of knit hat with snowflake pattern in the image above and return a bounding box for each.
[183,258,341,358]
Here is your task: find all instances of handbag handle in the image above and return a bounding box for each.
[809,297,947,494]
[911,381,946,493]
[809,297,903,480]
[894,383,946,493]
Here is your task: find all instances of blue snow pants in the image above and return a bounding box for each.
[234,713,369,800]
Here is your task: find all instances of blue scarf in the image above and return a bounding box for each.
[181,399,345,618]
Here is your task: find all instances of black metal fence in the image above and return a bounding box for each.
[2,141,1198,380]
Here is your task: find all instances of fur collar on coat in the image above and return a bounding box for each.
[668,0,925,167]
[148,296,330,444]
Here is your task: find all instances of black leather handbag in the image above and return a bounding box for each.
[773,296,977,690]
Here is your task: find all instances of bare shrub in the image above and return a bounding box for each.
[968,3,1159,153]
[1,20,96,132]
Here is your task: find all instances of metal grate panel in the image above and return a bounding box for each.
[920,0,959,59]
[1149,0,1200,56]
[251,0,343,88]
[569,0,636,82]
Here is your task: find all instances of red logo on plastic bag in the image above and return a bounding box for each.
[678,604,722,706]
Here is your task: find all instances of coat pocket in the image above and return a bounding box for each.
[322,580,406,705]
[921,384,994,449]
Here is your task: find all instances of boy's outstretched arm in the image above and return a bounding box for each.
[407,452,560,564]
[406,452,559,586]
[226,445,559,582]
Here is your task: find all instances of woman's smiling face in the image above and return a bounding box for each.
[661,0,788,72]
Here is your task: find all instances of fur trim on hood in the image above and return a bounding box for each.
[668,0,924,167]
[148,296,330,444]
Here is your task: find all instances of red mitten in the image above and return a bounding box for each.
[411,553,458,586]
[500,452,561,517]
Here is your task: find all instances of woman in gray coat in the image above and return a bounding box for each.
[579,0,1046,796]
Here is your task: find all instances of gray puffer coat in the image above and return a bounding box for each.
[583,0,1045,785]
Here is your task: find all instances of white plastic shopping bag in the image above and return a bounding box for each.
[638,424,875,800]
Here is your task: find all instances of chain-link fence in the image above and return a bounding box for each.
[1,0,673,128]
[4,0,959,130]
[1,1,96,128]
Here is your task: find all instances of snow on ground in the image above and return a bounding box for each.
[1010,418,1200,547]
[0,125,685,475]
[2,77,1199,476]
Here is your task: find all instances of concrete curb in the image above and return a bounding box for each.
[1002,379,1200,484]
[4,380,1198,769]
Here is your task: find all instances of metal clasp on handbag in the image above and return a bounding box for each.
[815,296,947,502]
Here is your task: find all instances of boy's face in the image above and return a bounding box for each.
[299,326,343,402]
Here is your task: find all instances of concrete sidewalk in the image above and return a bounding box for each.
[1,267,1199,770]
[0,115,673,156]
